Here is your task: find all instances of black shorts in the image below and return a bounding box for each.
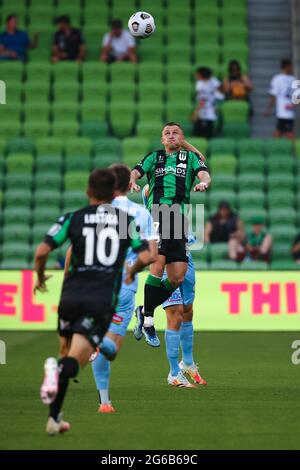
[58,300,114,348]
[277,118,294,134]
[154,207,188,264]
[193,119,214,139]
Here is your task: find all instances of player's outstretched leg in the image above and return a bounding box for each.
[179,319,207,386]
[41,356,79,435]
[92,352,115,413]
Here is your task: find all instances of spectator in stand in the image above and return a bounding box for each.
[191,66,224,139]
[100,19,137,63]
[244,216,272,262]
[0,14,38,61]
[52,15,85,62]
[291,233,300,264]
[204,201,245,261]
[264,58,297,140]
[222,60,252,101]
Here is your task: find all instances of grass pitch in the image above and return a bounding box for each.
[0,331,300,450]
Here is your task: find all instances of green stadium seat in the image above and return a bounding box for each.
[35,155,63,174]
[239,191,265,209]
[211,174,237,191]
[0,122,21,140]
[0,61,23,82]
[1,242,31,262]
[3,207,31,225]
[264,139,293,156]
[166,44,192,64]
[52,102,79,123]
[138,102,164,123]
[122,137,150,168]
[271,225,297,244]
[32,207,61,225]
[0,138,6,155]
[0,156,5,173]
[80,100,107,122]
[137,122,165,139]
[166,102,192,122]
[82,62,108,82]
[295,139,300,157]
[83,30,103,60]
[83,10,109,30]
[25,62,52,83]
[110,103,135,138]
[166,63,193,84]
[210,243,229,260]
[93,138,121,157]
[195,27,220,46]
[239,154,265,173]
[2,223,30,243]
[109,82,136,102]
[238,173,265,191]
[240,261,269,271]
[24,81,50,103]
[23,102,50,124]
[62,191,88,211]
[23,121,50,138]
[92,154,120,168]
[80,121,109,139]
[33,191,61,210]
[237,138,264,156]
[268,208,297,226]
[166,26,191,44]
[166,83,192,104]
[210,155,237,175]
[53,82,80,102]
[6,137,35,154]
[55,6,82,28]
[267,156,295,174]
[65,155,91,172]
[240,208,267,225]
[27,27,53,61]
[64,137,92,158]
[36,138,63,156]
[1,260,30,269]
[195,9,220,27]
[271,261,298,270]
[82,80,109,102]
[222,43,249,64]
[222,28,248,45]
[5,173,32,191]
[6,153,34,174]
[4,190,32,208]
[64,172,89,192]
[138,63,164,82]
[223,122,250,138]
[194,44,220,65]
[267,174,294,191]
[271,242,292,261]
[209,138,236,155]
[267,190,295,209]
[138,82,164,104]
[210,260,239,270]
[34,174,62,191]
[188,138,208,155]
[110,62,137,82]
[53,62,80,83]
[222,101,249,123]
[51,121,79,138]
[31,223,53,244]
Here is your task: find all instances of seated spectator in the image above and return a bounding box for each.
[101,19,137,63]
[291,233,300,264]
[222,60,252,100]
[52,15,85,62]
[191,66,224,139]
[0,14,38,61]
[245,216,272,262]
[204,200,245,261]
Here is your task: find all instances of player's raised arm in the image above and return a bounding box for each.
[129,169,142,192]
[130,152,156,192]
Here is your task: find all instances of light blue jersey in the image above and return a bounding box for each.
[109,196,156,337]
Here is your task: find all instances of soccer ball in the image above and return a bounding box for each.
[128,11,156,39]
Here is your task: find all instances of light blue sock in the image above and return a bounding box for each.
[92,353,111,404]
[100,337,117,360]
[165,330,180,377]
[180,321,194,366]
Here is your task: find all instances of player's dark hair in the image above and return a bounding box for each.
[111,19,122,29]
[281,58,292,69]
[88,169,116,201]
[163,122,184,132]
[196,66,212,79]
[6,14,17,23]
[109,164,131,193]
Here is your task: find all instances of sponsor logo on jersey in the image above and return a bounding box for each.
[177,162,187,169]
[179,151,187,162]
[155,166,186,177]
[47,223,62,237]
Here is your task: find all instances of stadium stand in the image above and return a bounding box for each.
[0,0,297,270]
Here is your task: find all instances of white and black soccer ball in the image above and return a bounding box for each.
[128,11,156,39]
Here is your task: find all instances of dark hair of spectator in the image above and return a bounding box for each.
[111,19,123,29]
[55,15,70,25]
[196,66,212,79]
[163,122,184,132]
[109,164,131,193]
[88,169,116,201]
[281,58,292,70]
[228,60,242,77]
[6,14,17,23]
